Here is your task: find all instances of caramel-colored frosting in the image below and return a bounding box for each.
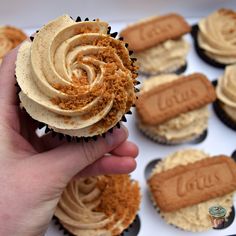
[198,9,236,64]
[136,74,209,143]
[55,175,140,236]
[216,64,236,121]
[16,15,137,137]
[150,149,234,232]
[0,26,27,64]
[134,38,189,75]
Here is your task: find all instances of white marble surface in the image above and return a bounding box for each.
[20,14,236,236]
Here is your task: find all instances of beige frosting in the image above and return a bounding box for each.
[198,9,236,64]
[216,64,236,121]
[55,175,140,236]
[150,149,234,232]
[0,26,27,64]
[136,74,209,143]
[16,15,136,137]
[134,37,189,75]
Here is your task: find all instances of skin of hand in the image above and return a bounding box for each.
[0,47,138,236]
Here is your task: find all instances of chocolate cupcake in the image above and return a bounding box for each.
[135,73,216,144]
[54,175,141,236]
[0,26,27,64]
[148,149,236,232]
[15,15,138,139]
[120,14,190,75]
[215,64,236,130]
[192,9,236,68]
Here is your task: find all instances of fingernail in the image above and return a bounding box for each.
[105,126,128,146]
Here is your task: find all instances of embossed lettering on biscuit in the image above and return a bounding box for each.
[148,156,236,212]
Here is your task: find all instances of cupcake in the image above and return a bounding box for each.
[135,73,216,144]
[54,174,141,236]
[148,149,236,232]
[214,64,236,130]
[192,9,236,68]
[120,13,190,75]
[15,15,138,139]
[0,26,27,64]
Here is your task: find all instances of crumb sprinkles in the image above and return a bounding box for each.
[51,34,138,132]
[96,175,140,234]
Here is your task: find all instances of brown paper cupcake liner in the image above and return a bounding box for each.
[191,25,227,69]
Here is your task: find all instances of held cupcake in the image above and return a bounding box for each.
[0,26,27,64]
[120,13,190,75]
[192,9,236,68]
[214,64,236,130]
[148,149,236,232]
[15,15,138,139]
[54,175,141,236]
[135,73,216,144]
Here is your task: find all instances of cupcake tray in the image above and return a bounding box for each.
[23,19,236,236]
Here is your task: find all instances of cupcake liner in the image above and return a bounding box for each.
[138,62,187,77]
[53,214,141,236]
[213,99,236,132]
[212,79,236,131]
[231,150,236,162]
[144,158,162,180]
[191,25,227,69]
[138,123,208,145]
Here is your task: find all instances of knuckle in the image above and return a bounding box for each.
[81,140,104,164]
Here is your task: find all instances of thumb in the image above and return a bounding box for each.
[31,126,128,183]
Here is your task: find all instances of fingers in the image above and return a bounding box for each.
[110,141,138,158]
[76,155,137,178]
[33,126,129,181]
[0,46,19,106]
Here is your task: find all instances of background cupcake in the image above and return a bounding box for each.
[148,149,235,232]
[16,15,138,139]
[0,25,27,64]
[54,174,141,236]
[135,73,216,144]
[120,13,190,75]
[215,64,236,130]
[192,8,236,68]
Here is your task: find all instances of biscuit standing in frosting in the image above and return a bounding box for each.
[135,73,216,144]
[0,26,27,64]
[55,175,141,236]
[16,15,138,138]
[194,9,236,67]
[215,64,236,130]
[120,14,190,75]
[148,149,236,232]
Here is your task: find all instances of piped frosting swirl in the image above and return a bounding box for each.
[216,64,236,121]
[198,9,236,64]
[55,175,140,236]
[16,15,137,137]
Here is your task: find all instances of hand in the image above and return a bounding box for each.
[0,47,138,236]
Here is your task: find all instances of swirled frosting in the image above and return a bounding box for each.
[16,15,137,137]
[0,26,26,64]
[150,149,234,232]
[198,9,236,64]
[134,37,189,75]
[136,74,209,143]
[55,175,140,236]
[216,64,236,121]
